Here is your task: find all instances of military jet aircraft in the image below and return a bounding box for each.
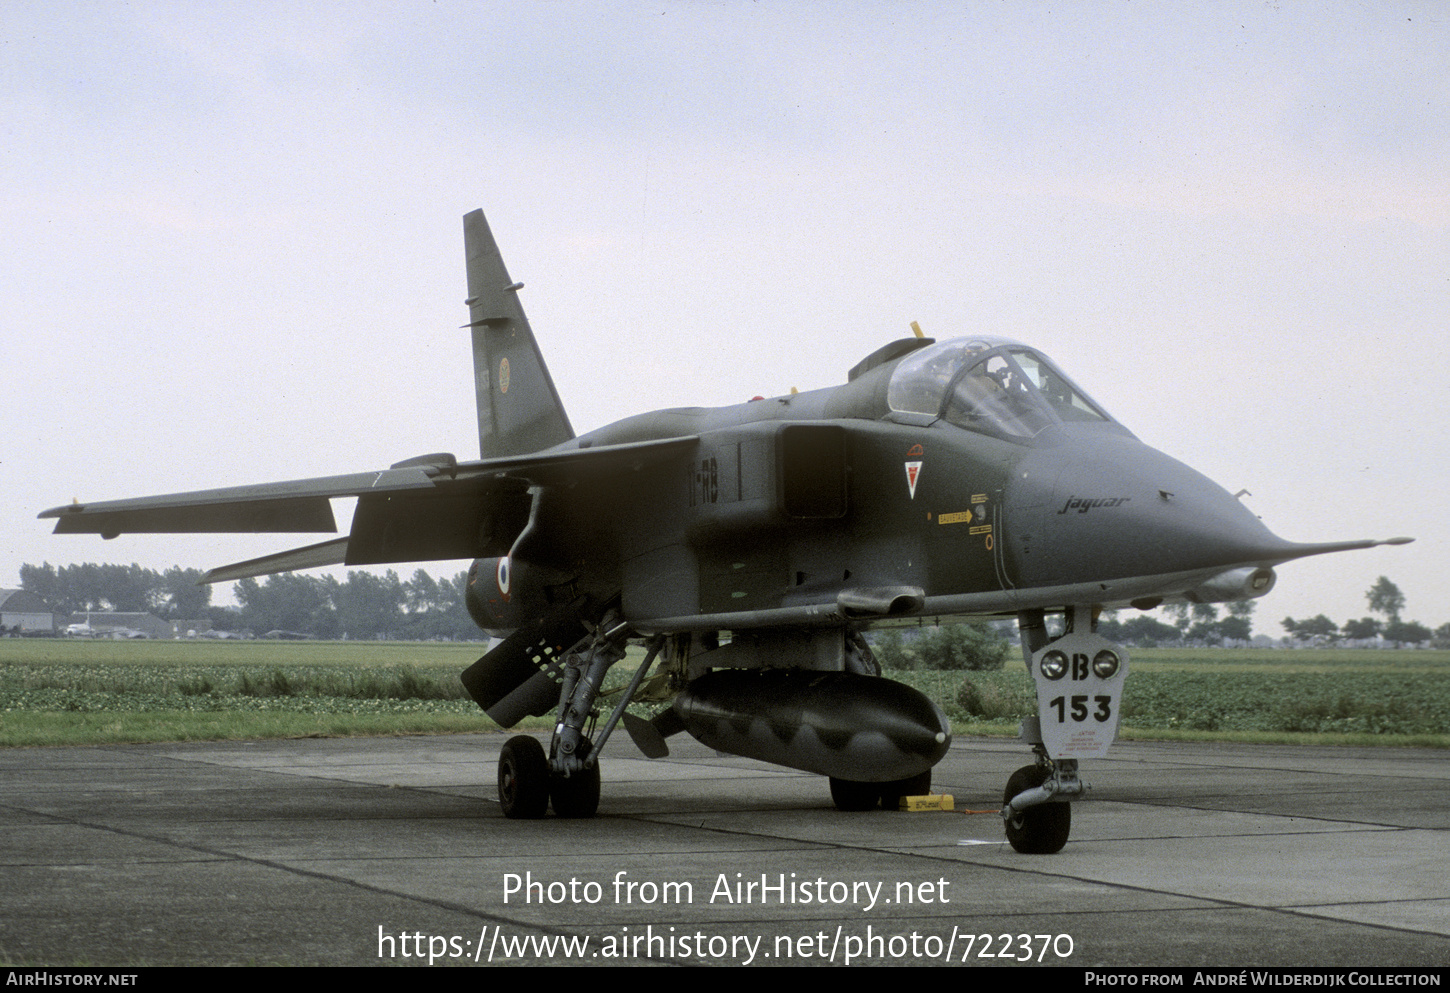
[41,209,1411,852]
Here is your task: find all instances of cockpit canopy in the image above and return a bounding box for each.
[887,337,1113,443]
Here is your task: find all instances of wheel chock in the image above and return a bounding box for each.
[897,794,954,812]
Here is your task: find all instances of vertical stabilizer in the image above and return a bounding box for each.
[463,209,574,458]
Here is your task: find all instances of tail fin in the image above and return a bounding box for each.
[463,209,574,459]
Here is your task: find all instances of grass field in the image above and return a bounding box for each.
[0,638,493,746]
[938,647,1450,747]
[2,639,1447,748]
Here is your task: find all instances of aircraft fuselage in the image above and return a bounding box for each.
[464,346,1291,639]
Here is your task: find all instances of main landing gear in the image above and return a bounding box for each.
[1001,606,1128,853]
[497,734,549,819]
[497,617,661,820]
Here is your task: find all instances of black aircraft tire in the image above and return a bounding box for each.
[498,735,549,819]
[550,762,601,819]
[879,770,932,812]
[829,776,883,812]
[1003,764,1070,854]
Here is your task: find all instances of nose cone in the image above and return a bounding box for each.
[1006,432,1291,588]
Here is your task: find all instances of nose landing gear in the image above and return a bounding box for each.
[1003,606,1128,853]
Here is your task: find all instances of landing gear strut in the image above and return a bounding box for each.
[495,618,661,819]
[1002,606,1128,853]
[548,741,601,818]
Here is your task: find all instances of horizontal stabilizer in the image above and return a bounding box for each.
[202,538,350,584]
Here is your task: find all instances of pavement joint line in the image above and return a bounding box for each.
[0,792,662,960]
[1105,800,1440,832]
[607,814,1450,946]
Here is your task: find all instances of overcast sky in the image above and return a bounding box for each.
[3,1,1445,632]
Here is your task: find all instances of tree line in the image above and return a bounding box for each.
[17,563,1440,648]
[1281,576,1445,647]
[1098,600,1258,647]
[18,563,485,641]
[20,563,212,619]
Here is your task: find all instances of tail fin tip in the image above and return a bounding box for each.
[463,209,574,459]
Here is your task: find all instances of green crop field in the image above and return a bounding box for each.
[0,638,497,746]
[933,647,1450,746]
[2,639,1447,748]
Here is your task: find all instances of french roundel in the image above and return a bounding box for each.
[496,556,511,596]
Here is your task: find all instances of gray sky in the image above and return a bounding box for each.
[4,1,1445,632]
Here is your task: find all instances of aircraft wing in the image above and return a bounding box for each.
[40,436,698,581]
[40,467,434,537]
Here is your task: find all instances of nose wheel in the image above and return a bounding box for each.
[1002,763,1071,854]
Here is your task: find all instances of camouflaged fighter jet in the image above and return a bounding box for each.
[41,209,1413,853]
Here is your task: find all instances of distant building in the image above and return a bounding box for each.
[172,619,214,638]
[61,612,172,639]
[0,590,54,633]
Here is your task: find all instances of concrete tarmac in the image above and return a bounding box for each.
[1,732,1446,967]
